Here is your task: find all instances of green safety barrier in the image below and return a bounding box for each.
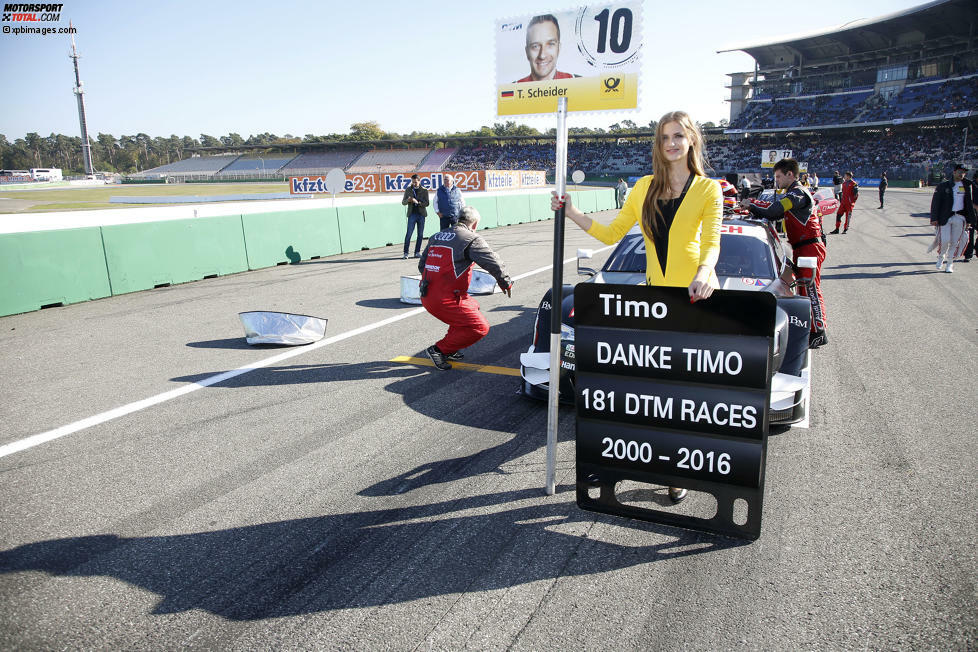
[241,207,342,268]
[568,189,598,214]
[530,193,553,221]
[0,227,112,316]
[595,188,616,211]
[496,194,531,226]
[464,196,499,231]
[1,189,570,317]
[100,215,248,295]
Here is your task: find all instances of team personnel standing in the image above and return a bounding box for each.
[878,172,888,209]
[401,174,429,259]
[964,169,978,262]
[615,177,628,209]
[738,174,751,200]
[832,170,843,200]
[740,158,828,348]
[930,163,975,273]
[830,171,858,234]
[810,170,819,191]
[419,207,513,370]
[553,110,722,504]
[433,174,465,230]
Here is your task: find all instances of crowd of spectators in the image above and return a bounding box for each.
[711,130,978,179]
[445,145,504,170]
[730,74,977,130]
[444,129,976,181]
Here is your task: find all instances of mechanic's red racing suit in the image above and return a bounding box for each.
[745,181,828,347]
[835,179,858,232]
[419,224,513,355]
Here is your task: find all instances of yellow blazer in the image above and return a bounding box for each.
[587,174,722,287]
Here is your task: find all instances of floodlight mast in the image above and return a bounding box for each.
[70,23,95,176]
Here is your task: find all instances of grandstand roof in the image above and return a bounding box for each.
[717,0,977,67]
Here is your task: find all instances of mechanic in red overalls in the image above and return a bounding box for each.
[740,158,828,348]
[830,171,859,234]
[418,206,513,370]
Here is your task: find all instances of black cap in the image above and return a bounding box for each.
[953,163,969,171]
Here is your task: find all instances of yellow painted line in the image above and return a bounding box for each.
[390,356,522,377]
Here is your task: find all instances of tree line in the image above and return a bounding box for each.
[0,118,726,176]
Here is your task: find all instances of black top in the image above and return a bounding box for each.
[649,174,694,277]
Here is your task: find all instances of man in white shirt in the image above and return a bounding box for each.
[930,163,975,273]
[738,174,751,200]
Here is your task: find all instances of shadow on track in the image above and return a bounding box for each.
[821,260,937,280]
[0,488,746,620]
[186,337,285,350]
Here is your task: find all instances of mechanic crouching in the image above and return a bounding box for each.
[418,206,514,370]
[739,158,828,348]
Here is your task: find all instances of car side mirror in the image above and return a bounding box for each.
[577,248,597,277]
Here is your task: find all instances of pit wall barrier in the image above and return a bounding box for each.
[0,188,615,317]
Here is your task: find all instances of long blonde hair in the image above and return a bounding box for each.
[642,111,707,240]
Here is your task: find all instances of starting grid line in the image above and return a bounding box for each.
[389,356,521,376]
[0,245,613,460]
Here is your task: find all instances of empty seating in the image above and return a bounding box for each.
[347,149,430,172]
[134,155,241,178]
[417,148,458,171]
[281,151,365,174]
[216,156,297,176]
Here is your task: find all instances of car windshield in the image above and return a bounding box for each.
[603,232,776,278]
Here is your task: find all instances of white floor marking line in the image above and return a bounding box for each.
[0,245,615,460]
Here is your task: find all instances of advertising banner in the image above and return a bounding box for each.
[484,170,522,190]
[520,170,547,187]
[290,170,547,194]
[495,1,642,115]
[574,284,775,540]
[760,149,792,169]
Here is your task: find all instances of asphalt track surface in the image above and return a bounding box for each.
[1,189,975,649]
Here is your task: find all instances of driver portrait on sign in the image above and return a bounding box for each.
[515,14,580,82]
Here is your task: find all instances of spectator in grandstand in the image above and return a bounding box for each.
[930,164,975,273]
[832,171,843,200]
[401,174,429,259]
[830,172,858,234]
[878,172,888,209]
[615,177,628,209]
[433,174,466,230]
[418,207,513,371]
[552,110,722,505]
[740,158,828,349]
[515,14,579,82]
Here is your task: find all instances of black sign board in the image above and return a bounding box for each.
[575,284,775,540]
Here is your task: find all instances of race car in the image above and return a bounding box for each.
[520,216,817,426]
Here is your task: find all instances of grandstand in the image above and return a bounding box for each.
[279,151,366,175]
[417,147,457,171]
[347,149,431,173]
[132,154,242,179]
[712,0,978,180]
[721,0,977,131]
[215,156,297,178]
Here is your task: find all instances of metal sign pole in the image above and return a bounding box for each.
[546,96,569,496]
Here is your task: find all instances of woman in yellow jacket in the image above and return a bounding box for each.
[552,110,722,503]
[553,110,721,302]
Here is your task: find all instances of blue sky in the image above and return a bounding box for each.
[0,0,922,140]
